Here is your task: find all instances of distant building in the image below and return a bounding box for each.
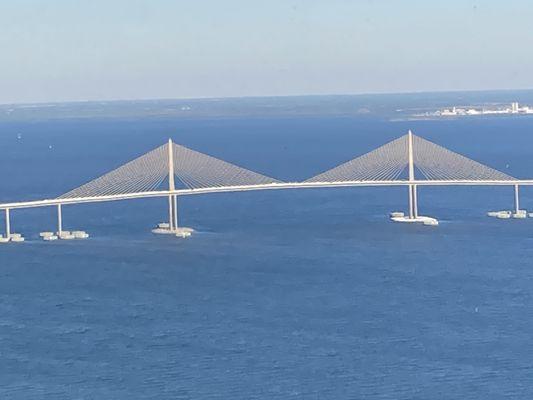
[428,102,533,118]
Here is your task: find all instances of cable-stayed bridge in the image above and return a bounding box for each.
[0,131,530,242]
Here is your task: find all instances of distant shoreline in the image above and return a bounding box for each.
[3,89,533,123]
[2,88,533,108]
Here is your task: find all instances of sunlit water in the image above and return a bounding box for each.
[1,110,533,399]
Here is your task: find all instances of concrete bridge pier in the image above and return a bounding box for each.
[1,208,25,242]
[1,208,11,242]
[514,184,520,214]
[58,204,63,236]
[167,194,179,231]
[156,194,192,237]
[172,195,193,237]
[38,204,89,241]
[155,139,192,238]
[408,184,419,219]
[6,208,10,240]
[168,195,174,230]
[511,184,527,218]
[173,195,178,229]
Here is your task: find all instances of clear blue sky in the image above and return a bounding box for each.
[1,0,532,104]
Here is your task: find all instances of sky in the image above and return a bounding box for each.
[1,0,532,104]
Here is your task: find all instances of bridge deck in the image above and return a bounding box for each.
[1,180,532,211]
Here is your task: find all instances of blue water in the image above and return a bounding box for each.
[2,110,533,399]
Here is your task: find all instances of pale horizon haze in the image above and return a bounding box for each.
[1,0,532,104]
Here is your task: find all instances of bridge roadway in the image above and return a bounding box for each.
[1,179,531,211]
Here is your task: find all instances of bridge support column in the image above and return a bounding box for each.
[167,138,176,232]
[408,184,418,219]
[408,185,414,219]
[57,204,63,236]
[413,184,418,218]
[168,195,174,231]
[5,208,10,240]
[514,184,520,214]
[167,195,179,231]
[407,130,417,220]
[173,195,178,229]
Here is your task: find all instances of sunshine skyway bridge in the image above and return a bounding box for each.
[0,131,530,242]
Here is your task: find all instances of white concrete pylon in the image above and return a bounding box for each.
[168,138,176,230]
[408,185,413,218]
[514,184,520,214]
[412,184,418,218]
[58,204,63,235]
[408,130,415,183]
[173,195,178,229]
[5,208,10,240]
[408,130,416,219]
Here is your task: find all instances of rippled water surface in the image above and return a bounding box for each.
[1,109,533,399]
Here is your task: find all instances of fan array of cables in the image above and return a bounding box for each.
[412,135,515,181]
[60,144,169,199]
[306,135,409,182]
[59,134,515,200]
[60,142,281,199]
[307,133,515,182]
[172,143,280,189]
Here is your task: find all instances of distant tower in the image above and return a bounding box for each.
[512,102,519,113]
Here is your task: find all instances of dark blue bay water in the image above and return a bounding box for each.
[1,110,533,398]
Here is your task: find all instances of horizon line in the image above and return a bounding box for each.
[2,87,533,108]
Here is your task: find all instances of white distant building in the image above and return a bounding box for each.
[433,102,533,117]
[441,107,457,116]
